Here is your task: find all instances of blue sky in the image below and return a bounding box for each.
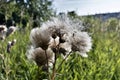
[52,0,120,15]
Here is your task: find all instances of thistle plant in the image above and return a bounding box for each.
[0,25,7,40]
[26,16,92,80]
[7,39,17,53]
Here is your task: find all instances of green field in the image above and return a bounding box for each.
[0,17,120,80]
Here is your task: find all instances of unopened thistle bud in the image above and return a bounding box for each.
[7,41,12,53]
[11,39,17,46]
[7,39,17,53]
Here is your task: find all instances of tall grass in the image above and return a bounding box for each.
[0,17,120,80]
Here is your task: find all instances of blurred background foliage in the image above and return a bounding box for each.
[0,0,120,80]
[0,0,54,28]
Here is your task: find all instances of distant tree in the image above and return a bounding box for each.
[67,11,78,18]
[0,0,55,28]
[0,13,6,25]
[27,0,54,27]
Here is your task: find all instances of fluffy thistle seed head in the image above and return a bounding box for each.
[59,42,72,55]
[27,16,92,68]
[0,25,7,40]
[6,26,17,36]
[30,28,50,50]
[27,47,54,66]
[49,36,60,48]
[0,25,7,32]
[70,31,92,57]
[11,39,17,46]
[7,41,12,53]
[40,17,71,37]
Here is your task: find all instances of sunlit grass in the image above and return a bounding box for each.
[0,20,120,80]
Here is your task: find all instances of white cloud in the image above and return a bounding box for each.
[52,0,120,15]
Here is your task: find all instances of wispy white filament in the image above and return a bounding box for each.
[27,16,92,67]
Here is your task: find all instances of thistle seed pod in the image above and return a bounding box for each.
[30,28,50,50]
[0,25,7,40]
[27,46,54,66]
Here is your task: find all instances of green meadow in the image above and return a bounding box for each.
[0,16,120,80]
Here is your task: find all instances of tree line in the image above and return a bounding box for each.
[0,0,54,28]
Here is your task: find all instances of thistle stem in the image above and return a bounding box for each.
[56,52,71,72]
[51,52,57,80]
[51,39,58,80]
[44,50,49,76]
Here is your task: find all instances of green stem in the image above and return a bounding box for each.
[51,52,57,80]
[56,52,71,72]
[44,50,49,79]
